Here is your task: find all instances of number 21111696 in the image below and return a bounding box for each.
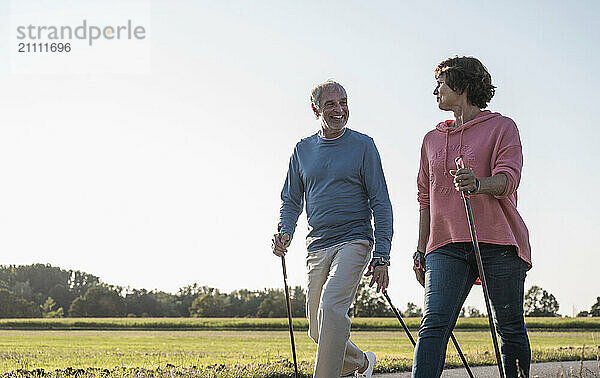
[18,43,72,53]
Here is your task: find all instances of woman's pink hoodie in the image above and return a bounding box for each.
[417,110,531,267]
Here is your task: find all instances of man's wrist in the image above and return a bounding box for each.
[370,256,390,268]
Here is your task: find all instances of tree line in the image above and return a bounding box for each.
[0,264,303,318]
[0,264,598,318]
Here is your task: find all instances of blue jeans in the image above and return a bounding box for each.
[412,243,531,378]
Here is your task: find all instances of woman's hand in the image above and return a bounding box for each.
[450,170,509,196]
[450,168,478,194]
[413,263,425,287]
[413,251,425,287]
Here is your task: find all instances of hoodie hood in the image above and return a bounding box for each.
[436,110,502,176]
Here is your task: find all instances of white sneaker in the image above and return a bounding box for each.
[355,351,376,377]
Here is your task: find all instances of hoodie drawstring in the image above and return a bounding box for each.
[458,127,465,161]
[438,111,493,175]
[444,126,465,175]
[444,129,450,176]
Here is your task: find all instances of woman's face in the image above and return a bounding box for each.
[433,73,462,111]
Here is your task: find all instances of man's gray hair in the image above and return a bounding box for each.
[310,80,346,111]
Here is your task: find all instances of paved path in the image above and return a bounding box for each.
[375,360,600,377]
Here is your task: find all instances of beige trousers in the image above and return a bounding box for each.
[306,239,372,377]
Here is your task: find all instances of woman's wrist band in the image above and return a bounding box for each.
[413,251,425,270]
[467,178,480,195]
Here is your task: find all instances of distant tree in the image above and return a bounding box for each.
[0,267,15,290]
[48,284,75,312]
[466,306,485,318]
[69,286,126,317]
[590,297,600,317]
[291,286,306,318]
[11,281,34,302]
[403,302,422,317]
[14,264,71,303]
[226,289,265,317]
[524,285,560,317]
[176,284,214,317]
[459,306,485,317]
[0,288,41,318]
[0,264,74,306]
[350,278,393,317]
[151,291,179,317]
[577,310,590,317]
[257,298,286,317]
[256,289,286,318]
[125,289,171,317]
[41,297,64,318]
[104,284,124,296]
[68,270,100,298]
[190,291,228,317]
[68,297,86,316]
[0,264,101,310]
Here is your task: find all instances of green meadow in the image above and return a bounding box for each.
[1,316,599,331]
[0,318,598,377]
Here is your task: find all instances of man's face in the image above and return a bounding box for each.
[317,85,349,130]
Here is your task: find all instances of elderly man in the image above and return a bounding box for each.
[272,80,393,378]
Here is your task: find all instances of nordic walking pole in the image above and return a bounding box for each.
[382,289,415,346]
[449,333,475,378]
[278,227,299,377]
[382,289,474,378]
[450,333,475,378]
[455,157,505,378]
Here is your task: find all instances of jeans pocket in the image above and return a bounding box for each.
[481,243,516,257]
[499,247,517,257]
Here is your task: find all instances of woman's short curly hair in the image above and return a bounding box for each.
[435,56,496,108]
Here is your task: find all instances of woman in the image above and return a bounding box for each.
[412,56,532,378]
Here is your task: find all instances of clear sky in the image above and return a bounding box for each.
[0,0,598,316]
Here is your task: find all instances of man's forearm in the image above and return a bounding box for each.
[278,212,299,239]
[279,188,304,238]
[417,207,430,253]
[372,201,393,259]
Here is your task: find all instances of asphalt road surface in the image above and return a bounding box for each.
[375,360,600,377]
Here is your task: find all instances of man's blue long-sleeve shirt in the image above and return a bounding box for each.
[279,128,393,259]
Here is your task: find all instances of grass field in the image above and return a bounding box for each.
[1,317,599,331]
[0,323,599,377]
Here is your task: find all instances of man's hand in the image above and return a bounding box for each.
[271,232,291,257]
[365,265,389,293]
[450,168,478,193]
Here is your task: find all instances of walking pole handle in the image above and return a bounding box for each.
[278,226,288,279]
[454,157,470,199]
